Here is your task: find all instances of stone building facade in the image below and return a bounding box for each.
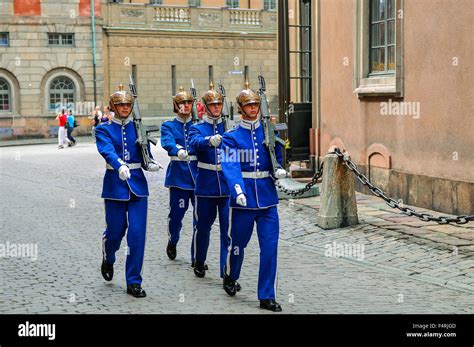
[283,0,473,215]
[0,0,104,138]
[0,0,277,139]
[104,0,278,123]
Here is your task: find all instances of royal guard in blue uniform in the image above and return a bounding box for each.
[220,82,287,312]
[160,87,198,262]
[96,85,162,298]
[188,82,232,280]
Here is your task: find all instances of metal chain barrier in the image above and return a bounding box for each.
[276,161,324,197]
[332,147,474,225]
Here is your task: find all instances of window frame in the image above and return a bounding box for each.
[0,78,11,113]
[48,76,76,111]
[264,0,277,11]
[288,0,312,104]
[353,0,404,97]
[0,32,9,47]
[48,33,75,47]
[368,0,396,76]
[188,0,201,7]
[226,0,240,9]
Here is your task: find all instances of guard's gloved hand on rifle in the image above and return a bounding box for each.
[118,165,131,181]
[274,168,288,179]
[177,149,189,160]
[209,135,222,147]
[147,159,164,172]
[236,194,247,207]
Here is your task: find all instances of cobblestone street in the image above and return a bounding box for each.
[1,140,474,314]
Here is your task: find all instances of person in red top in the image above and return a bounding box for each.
[197,101,206,119]
[55,109,70,149]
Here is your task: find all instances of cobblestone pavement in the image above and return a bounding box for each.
[0,140,473,314]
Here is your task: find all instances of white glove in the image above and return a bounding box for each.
[177,149,189,160]
[274,168,287,179]
[209,135,222,147]
[118,165,131,181]
[236,193,247,207]
[147,159,164,172]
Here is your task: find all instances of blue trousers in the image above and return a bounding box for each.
[225,206,279,300]
[193,196,230,277]
[102,196,147,286]
[167,187,196,262]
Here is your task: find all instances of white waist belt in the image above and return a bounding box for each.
[198,161,222,171]
[106,162,142,170]
[170,155,197,161]
[241,171,270,179]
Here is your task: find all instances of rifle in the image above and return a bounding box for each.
[128,74,160,170]
[190,79,200,123]
[258,74,287,175]
[217,81,236,131]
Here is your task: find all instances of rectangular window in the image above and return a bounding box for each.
[171,65,176,96]
[244,65,249,82]
[149,0,162,4]
[48,33,75,47]
[0,33,9,47]
[0,94,10,111]
[353,0,403,97]
[109,0,123,3]
[226,0,239,8]
[264,0,277,11]
[369,0,396,74]
[288,0,312,103]
[189,0,201,7]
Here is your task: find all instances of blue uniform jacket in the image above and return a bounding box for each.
[188,116,230,197]
[161,116,197,190]
[95,117,149,200]
[221,119,283,209]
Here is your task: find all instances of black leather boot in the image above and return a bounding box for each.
[193,261,206,278]
[101,258,114,281]
[127,284,147,298]
[166,241,177,260]
[259,299,282,312]
[223,274,237,296]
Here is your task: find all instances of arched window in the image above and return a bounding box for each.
[49,76,75,111]
[0,78,11,112]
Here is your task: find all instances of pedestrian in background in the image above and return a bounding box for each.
[66,110,77,146]
[55,108,70,149]
[91,106,101,141]
[103,105,114,121]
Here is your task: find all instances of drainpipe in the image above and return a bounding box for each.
[91,0,97,106]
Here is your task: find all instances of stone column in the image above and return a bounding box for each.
[317,152,359,229]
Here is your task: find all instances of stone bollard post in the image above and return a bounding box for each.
[317,150,359,229]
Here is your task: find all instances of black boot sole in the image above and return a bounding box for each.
[193,268,206,278]
[259,303,282,312]
[166,250,176,260]
[224,287,236,296]
[101,260,113,281]
[127,289,147,298]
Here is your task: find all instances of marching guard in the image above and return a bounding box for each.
[220,82,287,311]
[188,82,232,280]
[161,87,198,262]
[96,85,161,298]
